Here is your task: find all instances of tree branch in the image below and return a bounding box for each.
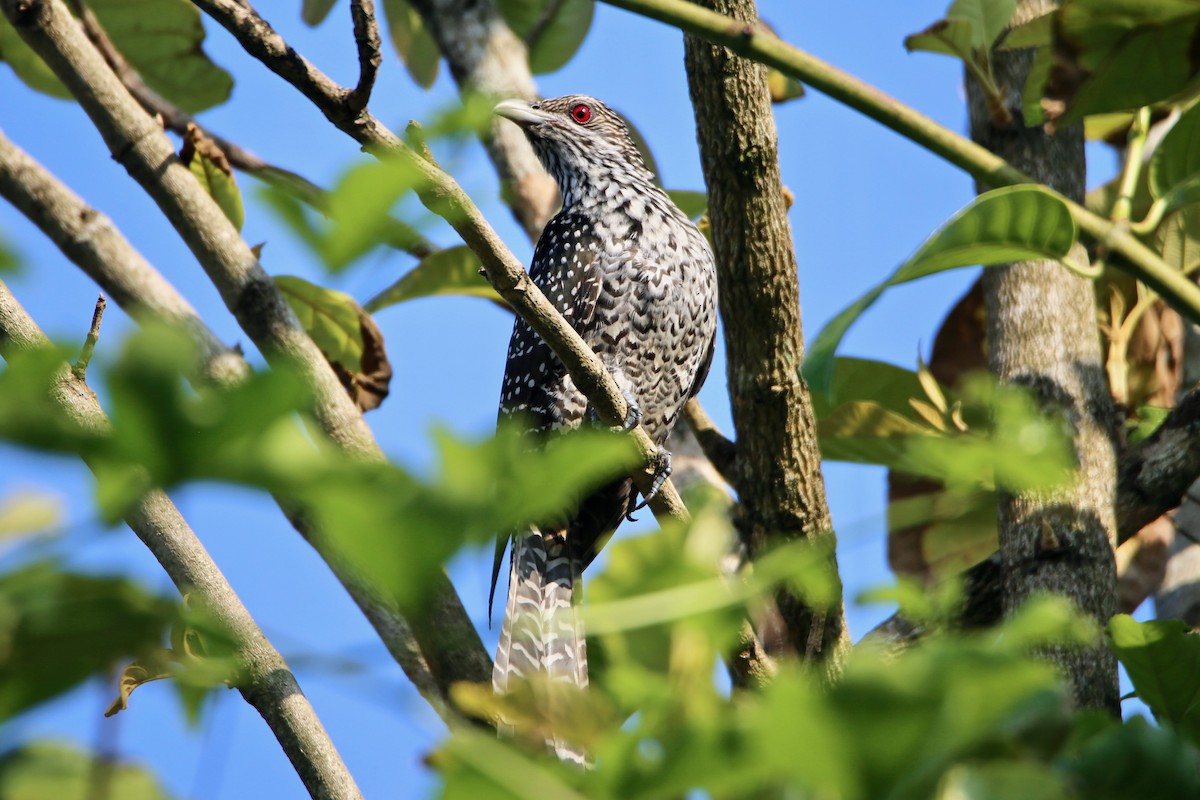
[190,0,691,521]
[681,398,736,486]
[599,0,1200,326]
[0,281,364,800]
[0,122,462,715]
[684,0,849,677]
[1118,385,1200,541]
[346,0,381,112]
[406,0,558,239]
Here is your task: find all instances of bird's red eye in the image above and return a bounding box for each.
[570,104,592,124]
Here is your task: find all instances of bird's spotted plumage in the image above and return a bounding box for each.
[491,95,717,753]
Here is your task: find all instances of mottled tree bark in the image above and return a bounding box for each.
[967,0,1119,712]
[683,0,849,677]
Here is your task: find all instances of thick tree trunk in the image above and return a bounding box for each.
[967,0,1119,712]
[683,0,849,677]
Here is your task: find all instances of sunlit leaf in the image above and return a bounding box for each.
[274,275,392,411]
[0,741,172,800]
[0,563,176,721]
[365,245,505,311]
[1127,405,1170,445]
[0,490,60,542]
[805,186,1077,394]
[382,0,441,88]
[905,17,977,61]
[498,0,594,75]
[936,762,1069,800]
[1107,615,1200,747]
[905,0,1018,58]
[180,124,244,231]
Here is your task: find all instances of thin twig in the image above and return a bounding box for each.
[681,398,737,486]
[0,280,365,800]
[347,0,382,112]
[72,293,105,380]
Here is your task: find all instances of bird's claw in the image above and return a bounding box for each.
[626,449,672,521]
[587,391,643,433]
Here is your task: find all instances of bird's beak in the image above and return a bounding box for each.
[494,99,550,127]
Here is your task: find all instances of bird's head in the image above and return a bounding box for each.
[495,95,653,204]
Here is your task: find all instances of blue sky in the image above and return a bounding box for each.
[0,1,1130,797]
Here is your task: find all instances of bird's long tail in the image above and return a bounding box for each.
[493,527,587,762]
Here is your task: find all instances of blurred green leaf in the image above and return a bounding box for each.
[0,234,17,272]
[180,126,244,231]
[906,17,978,61]
[1037,0,1200,126]
[0,741,173,800]
[767,68,805,103]
[936,763,1068,800]
[998,10,1051,49]
[1127,405,1170,445]
[301,0,338,26]
[1066,716,1200,799]
[383,0,441,88]
[262,156,425,270]
[0,18,71,99]
[0,563,177,721]
[1107,615,1200,747]
[365,245,505,312]
[0,490,61,543]
[498,0,594,75]
[1151,102,1200,198]
[805,186,1077,394]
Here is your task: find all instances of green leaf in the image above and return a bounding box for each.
[365,245,504,311]
[0,18,73,99]
[905,0,1018,56]
[94,0,232,113]
[1107,615,1200,747]
[0,233,17,273]
[1067,716,1200,800]
[767,68,806,103]
[998,10,1052,49]
[180,126,244,231]
[273,275,365,367]
[0,741,173,800]
[0,563,177,721]
[382,0,441,88]
[1039,0,1200,126]
[301,0,338,26]
[498,0,595,74]
[1126,405,1170,445]
[1148,102,1200,223]
[905,18,977,61]
[805,186,1077,395]
[262,156,425,271]
[665,190,708,221]
[936,763,1069,800]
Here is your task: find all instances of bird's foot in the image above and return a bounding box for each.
[626,449,672,521]
[586,391,643,433]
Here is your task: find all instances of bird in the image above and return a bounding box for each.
[490,94,717,756]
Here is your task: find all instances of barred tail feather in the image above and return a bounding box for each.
[493,528,588,763]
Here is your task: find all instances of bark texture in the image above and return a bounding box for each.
[684,0,848,675]
[968,0,1119,712]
